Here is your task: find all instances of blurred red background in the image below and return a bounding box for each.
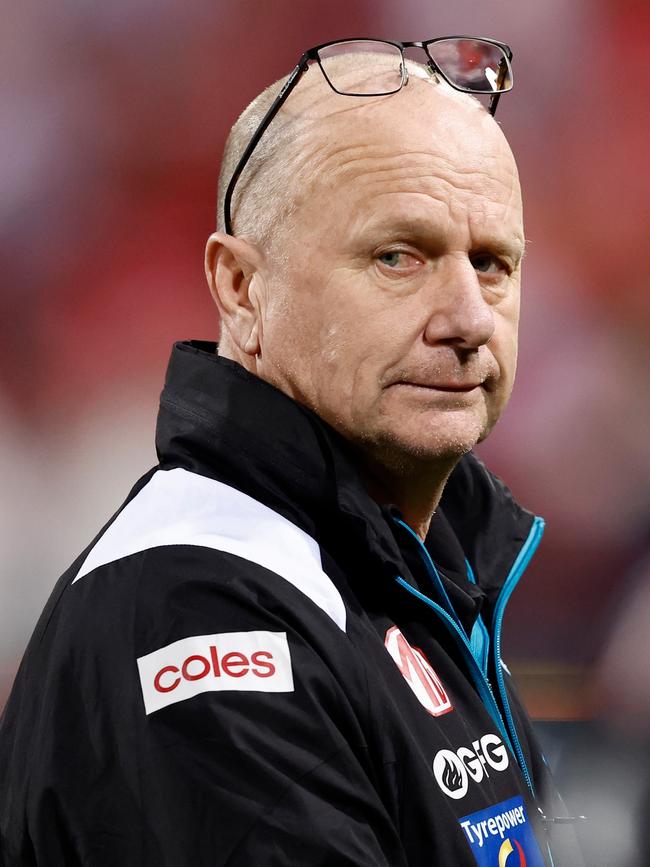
[1,1,649,859]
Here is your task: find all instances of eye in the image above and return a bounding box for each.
[470,253,509,275]
[376,249,423,272]
[378,251,403,268]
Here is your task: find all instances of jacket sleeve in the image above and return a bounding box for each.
[20,545,407,867]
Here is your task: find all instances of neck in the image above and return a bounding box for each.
[357,450,458,540]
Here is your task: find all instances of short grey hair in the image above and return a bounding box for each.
[216,74,307,249]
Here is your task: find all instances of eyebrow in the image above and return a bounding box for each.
[480,236,526,263]
[351,214,526,262]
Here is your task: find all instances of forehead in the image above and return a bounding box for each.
[291,81,523,241]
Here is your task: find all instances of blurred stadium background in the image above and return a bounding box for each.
[2,1,649,864]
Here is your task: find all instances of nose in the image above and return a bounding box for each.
[422,256,496,351]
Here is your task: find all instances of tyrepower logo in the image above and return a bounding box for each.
[432,733,510,800]
[459,796,546,866]
[384,626,453,717]
[137,630,294,714]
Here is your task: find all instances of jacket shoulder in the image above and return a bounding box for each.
[67,466,347,632]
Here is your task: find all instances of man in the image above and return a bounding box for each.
[0,39,584,865]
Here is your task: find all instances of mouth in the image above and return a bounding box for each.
[395,381,483,393]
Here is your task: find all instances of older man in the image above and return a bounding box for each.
[0,38,583,867]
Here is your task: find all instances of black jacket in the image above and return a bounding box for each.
[0,341,584,866]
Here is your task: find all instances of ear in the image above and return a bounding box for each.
[205,232,265,357]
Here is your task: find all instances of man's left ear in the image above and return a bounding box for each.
[204,232,266,358]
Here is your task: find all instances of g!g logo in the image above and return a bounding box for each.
[432,733,510,799]
[499,838,527,866]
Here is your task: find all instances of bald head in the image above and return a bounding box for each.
[216,57,515,251]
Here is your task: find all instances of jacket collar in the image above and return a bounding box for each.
[156,341,537,604]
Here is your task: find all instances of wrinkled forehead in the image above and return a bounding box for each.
[284,62,520,202]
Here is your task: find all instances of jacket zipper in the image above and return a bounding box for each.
[394,576,515,754]
[393,516,545,797]
[492,516,545,796]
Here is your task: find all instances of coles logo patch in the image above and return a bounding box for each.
[459,796,546,866]
[137,630,294,714]
[384,626,453,717]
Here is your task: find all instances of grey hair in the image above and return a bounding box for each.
[216,74,307,249]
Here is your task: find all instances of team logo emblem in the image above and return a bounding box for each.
[384,626,453,717]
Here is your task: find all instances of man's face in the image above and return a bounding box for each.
[255,83,524,468]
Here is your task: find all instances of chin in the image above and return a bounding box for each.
[363,425,482,473]
[399,409,490,460]
[405,437,476,465]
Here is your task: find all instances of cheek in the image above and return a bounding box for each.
[490,307,520,400]
[312,318,372,404]
[311,312,399,431]
[315,293,427,405]
[263,285,317,357]
[499,327,519,376]
[260,283,367,411]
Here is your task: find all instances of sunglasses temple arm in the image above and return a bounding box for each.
[223,57,309,235]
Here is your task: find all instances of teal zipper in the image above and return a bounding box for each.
[393,515,545,797]
[395,576,514,753]
[394,519,461,628]
[492,515,545,797]
[464,557,490,677]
